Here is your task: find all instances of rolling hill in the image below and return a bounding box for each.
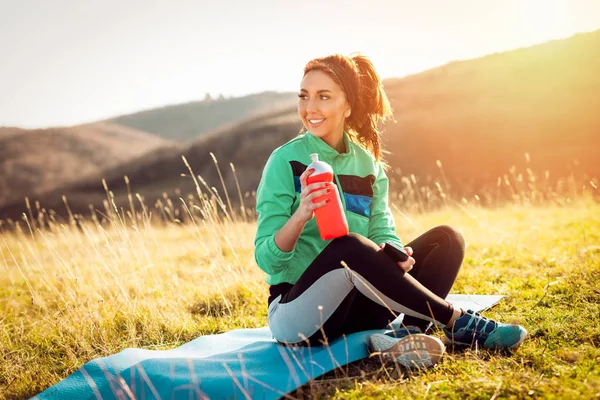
[1,30,599,223]
[108,91,297,141]
[0,122,178,208]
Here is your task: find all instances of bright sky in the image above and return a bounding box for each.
[1,0,599,128]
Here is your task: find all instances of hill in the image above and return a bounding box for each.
[1,30,599,222]
[381,29,600,192]
[109,91,297,141]
[0,122,177,208]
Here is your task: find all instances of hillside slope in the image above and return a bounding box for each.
[2,30,599,221]
[0,122,177,207]
[381,29,600,190]
[109,91,296,141]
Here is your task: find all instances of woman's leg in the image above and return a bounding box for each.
[337,290,397,336]
[268,233,456,345]
[401,225,466,331]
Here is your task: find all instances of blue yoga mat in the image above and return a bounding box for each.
[33,294,504,400]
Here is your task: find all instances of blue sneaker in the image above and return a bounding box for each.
[443,309,527,349]
[368,333,446,369]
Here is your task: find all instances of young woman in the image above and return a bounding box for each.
[254,53,527,367]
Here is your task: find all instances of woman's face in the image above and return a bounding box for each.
[298,70,351,146]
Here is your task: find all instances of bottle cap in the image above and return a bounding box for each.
[307,153,332,175]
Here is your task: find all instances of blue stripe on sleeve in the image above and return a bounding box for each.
[343,193,372,218]
[294,176,301,193]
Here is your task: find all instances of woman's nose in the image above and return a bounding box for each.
[306,99,318,113]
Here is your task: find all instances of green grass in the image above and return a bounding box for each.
[1,200,600,399]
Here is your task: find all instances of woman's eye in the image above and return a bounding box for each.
[297,94,329,100]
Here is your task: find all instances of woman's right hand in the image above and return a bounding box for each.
[294,168,332,224]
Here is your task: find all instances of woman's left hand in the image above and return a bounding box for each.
[380,244,415,272]
[399,246,415,272]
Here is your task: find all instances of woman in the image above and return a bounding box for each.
[254,53,527,368]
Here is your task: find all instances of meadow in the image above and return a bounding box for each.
[1,168,600,399]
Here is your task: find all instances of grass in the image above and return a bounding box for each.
[294,201,600,399]
[1,152,600,400]
[1,199,599,399]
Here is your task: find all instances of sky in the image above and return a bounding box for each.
[1,0,600,129]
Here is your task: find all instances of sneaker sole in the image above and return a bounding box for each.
[371,334,446,369]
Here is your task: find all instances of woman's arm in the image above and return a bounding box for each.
[368,161,403,248]
[274,166,331,251]
[273,212,308,252]
[254,153,330,274]
[369,162,415,271]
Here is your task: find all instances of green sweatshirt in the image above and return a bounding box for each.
[254,131,403,285]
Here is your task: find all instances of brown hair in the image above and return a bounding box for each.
[303,53,393,161]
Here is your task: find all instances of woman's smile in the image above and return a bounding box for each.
[307,118,327,128]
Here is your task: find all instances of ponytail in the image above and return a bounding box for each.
[347,54,393,161]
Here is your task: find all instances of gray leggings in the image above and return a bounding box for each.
[267,226,465,345]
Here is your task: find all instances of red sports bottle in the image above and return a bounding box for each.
[306,153,349,240]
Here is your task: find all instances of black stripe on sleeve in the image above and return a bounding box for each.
[337,174,375,197]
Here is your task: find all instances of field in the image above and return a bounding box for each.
[1,185,599,399]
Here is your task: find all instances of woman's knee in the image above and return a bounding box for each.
[322,233,379,264]
[433,225,465,250]
[328,233,374,251]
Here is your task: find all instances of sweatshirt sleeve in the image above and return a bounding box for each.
[254,152,296,275]
[368,162,404,248]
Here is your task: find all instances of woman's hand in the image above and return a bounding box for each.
[293,168,332,224]
[380,244,416,272]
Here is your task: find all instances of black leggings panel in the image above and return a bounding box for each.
[267,225,465,345]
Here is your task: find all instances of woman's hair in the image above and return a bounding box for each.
[303,53,393,161]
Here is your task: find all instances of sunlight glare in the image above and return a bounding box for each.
[513,0,575,45]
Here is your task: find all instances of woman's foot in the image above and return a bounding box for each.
[368,333,446,369]
[443,309,527,349]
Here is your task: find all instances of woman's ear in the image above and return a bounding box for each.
[345,108,351,118]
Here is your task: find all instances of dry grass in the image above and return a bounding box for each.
[2,198,600,399]
[1,154,599,399]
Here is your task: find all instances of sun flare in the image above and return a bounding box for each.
[513,0,576,45]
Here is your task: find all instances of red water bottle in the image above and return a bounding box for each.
[306,153,349,240]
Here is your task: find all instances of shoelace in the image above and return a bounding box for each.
[460,310,497,344]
